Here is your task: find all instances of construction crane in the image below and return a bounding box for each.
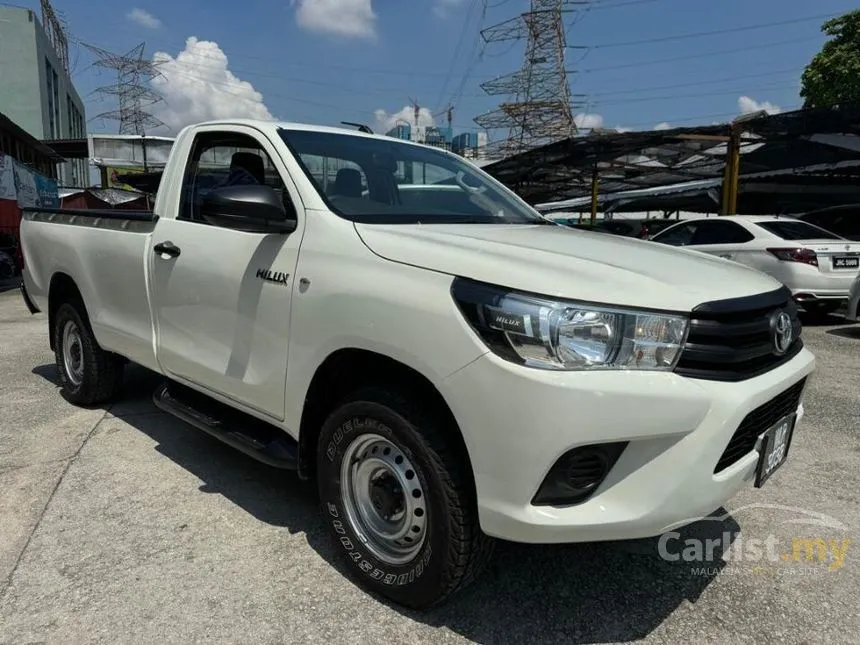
[407,97,422,128]
[434,104,454,129]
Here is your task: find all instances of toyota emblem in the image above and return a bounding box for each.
[771,311,793,356]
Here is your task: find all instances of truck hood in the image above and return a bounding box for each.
[354,223,783,312]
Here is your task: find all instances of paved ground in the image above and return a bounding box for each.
[0,287,858,644]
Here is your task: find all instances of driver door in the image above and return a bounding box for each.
[149,126,304,421]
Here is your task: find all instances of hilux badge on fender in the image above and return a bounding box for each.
[771,311,793,356]
[256,268,290,285]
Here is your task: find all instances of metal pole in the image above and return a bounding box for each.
[589,166,599,226]
[721,126,741,215]
[728,129,741,214]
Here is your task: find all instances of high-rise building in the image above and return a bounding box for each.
[0,5,87,187]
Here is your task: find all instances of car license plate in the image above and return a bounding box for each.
[755,414,796,488]
[833,256,859,269]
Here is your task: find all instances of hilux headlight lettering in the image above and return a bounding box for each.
[452,278,690,371]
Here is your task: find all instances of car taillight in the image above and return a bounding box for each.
[767,248,818,267]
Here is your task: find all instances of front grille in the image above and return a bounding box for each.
[714,378,807,473]
[675,286,803,382]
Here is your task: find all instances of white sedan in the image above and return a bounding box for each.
[650,215,860,316]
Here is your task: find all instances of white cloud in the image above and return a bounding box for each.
[654,122,671,130]
[574,113,604,130]
[292,0,376,39]
[127,8,161,29]
[434,0,464,18]
[614,126,632,133]
[738,96,781,115]
[374,105,436,133]
[150,37,275,133]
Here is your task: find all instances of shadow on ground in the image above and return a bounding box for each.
[798,311,856,328]
[33,362,737,644]
[826,325,860,340]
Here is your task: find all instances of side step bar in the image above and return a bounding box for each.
[153,382,298,470]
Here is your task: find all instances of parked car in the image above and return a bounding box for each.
[560,218,678,239]
[650,215,860,316]
[796,205,860,241]
[20,120,815,608]
[0,249,16,280]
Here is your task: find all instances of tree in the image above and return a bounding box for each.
[800,10,860,108]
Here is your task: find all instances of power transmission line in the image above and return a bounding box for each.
[435,0,483,111]
[83,42,165,135]
[581,36,821,73]
[590,68,799,97]
[475,0,590,155]
[583,11,839,49]
[592,82,799,106]
[103,24,820,82]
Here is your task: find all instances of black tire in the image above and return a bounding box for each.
[53,301,124,405]
[317,388,494,609]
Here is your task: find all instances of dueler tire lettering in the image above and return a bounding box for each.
[316,387,494,609]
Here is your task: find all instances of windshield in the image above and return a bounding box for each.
[279,128,542,225]
[757,220,843,241]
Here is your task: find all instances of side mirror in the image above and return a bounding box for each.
[200,185,297,234]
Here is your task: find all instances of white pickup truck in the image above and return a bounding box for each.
[20,119,815,608]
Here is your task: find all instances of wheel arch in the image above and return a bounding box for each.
[47,272,89,351]
[297,348,476,495]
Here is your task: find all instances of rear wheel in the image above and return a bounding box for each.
[316,388,493,609]
[53,302,124,405]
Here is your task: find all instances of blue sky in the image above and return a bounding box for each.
[16,0,860,139]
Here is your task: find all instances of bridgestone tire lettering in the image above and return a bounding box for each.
[316,388,494,609]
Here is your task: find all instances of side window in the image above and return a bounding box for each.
[692,221,755,245]
[178,131,287,223]
[653,222,698,246]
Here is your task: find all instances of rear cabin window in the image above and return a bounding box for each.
[757,221,842,241]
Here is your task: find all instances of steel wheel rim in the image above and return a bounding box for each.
[62,320,84,386]
[340,433,427,565]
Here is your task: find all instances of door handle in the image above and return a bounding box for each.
[153,241,181,258]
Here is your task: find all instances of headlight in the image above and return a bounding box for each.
[452,278,689,371]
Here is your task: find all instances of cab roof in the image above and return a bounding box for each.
[183,118,429,147]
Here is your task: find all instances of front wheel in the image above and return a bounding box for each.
[317,389,494,609]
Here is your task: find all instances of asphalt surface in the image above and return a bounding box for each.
[1,286,858,644]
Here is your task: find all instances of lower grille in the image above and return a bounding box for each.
[714,378,807,473]
[675,286,803,382]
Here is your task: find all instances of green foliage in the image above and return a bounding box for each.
[800,10,860,108]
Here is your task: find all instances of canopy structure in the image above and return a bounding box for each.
[484,102,860,216]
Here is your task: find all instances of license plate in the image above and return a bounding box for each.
[755,414,796,488]
[833,256,859,269]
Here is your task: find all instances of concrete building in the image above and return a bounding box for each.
[0,4,87,187]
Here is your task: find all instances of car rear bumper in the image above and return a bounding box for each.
[442,347,816,544]
[784,269,856,301]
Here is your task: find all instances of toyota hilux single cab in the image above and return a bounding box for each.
[20,119,816,608]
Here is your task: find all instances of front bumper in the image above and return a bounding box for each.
[441,347,816,544]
